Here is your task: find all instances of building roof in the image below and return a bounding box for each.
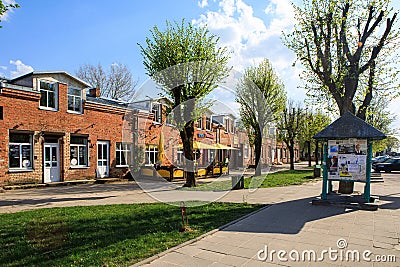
[314,112,386,140]
[11,71,91,88]
[86,96,129,108]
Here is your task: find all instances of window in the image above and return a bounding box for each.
[197,117,203,129]
[206,116,211,131]
[145,145,158,165]
[244,144,249,159]
[39,80,58,110]
[9,133,33,170]
[116,143,132,166]
[68,87,82,113]
[151,103,162,123]
[224,118,229,133]
[165,112,175,126]
[0,106,3,120]
[177,148,184,165]
[70,136,88,167]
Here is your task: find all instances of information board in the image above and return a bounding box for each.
[327,139,367,181]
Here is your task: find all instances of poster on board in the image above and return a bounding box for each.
[327,139,367,181]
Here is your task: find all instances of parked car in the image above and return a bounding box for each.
[372,155,390,163]
[372,157,400,172]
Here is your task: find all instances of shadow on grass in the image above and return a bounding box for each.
[0,202,262,266]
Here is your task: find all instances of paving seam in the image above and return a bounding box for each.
[131,203,273,267]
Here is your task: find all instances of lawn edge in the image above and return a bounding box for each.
[131,203,272,267]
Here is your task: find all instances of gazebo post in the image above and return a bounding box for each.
[364,140,373,202]
[322,142,328,200]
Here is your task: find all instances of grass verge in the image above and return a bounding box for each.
[182,169,317,191]
[0,202,262,267]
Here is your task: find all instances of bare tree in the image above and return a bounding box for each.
[76,63,138,100]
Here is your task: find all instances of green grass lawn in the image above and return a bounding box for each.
[0,202,262,267]
[183,169,316,191]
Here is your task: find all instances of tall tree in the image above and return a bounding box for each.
[276,101,304,170]
[0,1,19,28]
[139,20,230,187]
[236,59,286,176]
[284,0,399,120]
[76,63,138,100]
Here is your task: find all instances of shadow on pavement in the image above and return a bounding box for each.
[222,197,355,234]
[0,196,115,207]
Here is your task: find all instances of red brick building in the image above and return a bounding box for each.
[0,71,150,185]
[0,71,299,186]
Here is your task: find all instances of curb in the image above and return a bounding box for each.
[132,204,272,267]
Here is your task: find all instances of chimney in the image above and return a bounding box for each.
[88,87,101,97]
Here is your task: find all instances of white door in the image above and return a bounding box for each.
[97,141,109,178]
[44,143,60,182]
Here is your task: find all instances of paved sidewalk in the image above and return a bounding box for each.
[140,173,400,267]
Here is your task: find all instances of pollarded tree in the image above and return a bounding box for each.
[284,0,399,120]
[236,59,286,176]
[139,20,230,187]
[276,101,304,170]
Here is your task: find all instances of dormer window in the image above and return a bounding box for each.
[205,116,211,131]
[39,80,58,110]
[224,118,229,133]
[68,87,82,113]
[197,117,203,129]
[151,103,162,123]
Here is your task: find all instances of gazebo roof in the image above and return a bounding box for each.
[314,112,386,140]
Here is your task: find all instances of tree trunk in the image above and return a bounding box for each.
[307,141,312,167]
[180,123,196,187]
[315,140,319,165]
[254,132,262,177]
[289,144,295,170]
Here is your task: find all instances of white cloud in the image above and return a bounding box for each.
[193,0,304,100]
[9,60,34,78]
[198,0,209,8]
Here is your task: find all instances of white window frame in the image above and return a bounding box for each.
[145,145,158,166]
[39,80,58,111]
[67,87,83,114]
[70,136,89,168]
[177,148,184,165]
[9,133,33,170]
[151,103,162,124]
[206,116,212,131]
[244,144,249,159]
[197,117,203,130]
[224,117,229,133]
[116,142,132,167]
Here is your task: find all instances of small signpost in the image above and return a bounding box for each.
[313,112,386,205]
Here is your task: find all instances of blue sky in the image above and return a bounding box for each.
[1,0,400,136]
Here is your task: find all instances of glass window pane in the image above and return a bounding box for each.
[48,92,55,108]
[68,96,74,111]
[9,144,20,168]
[74,98,81,112]
[116,151,121,165]
[52,147,57,161]
[71,136,86,145]
[45,147,50,161]
[40,90,47,107]
[78,146,86,165]
[21,145,31,168]
[10,134,30,143]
